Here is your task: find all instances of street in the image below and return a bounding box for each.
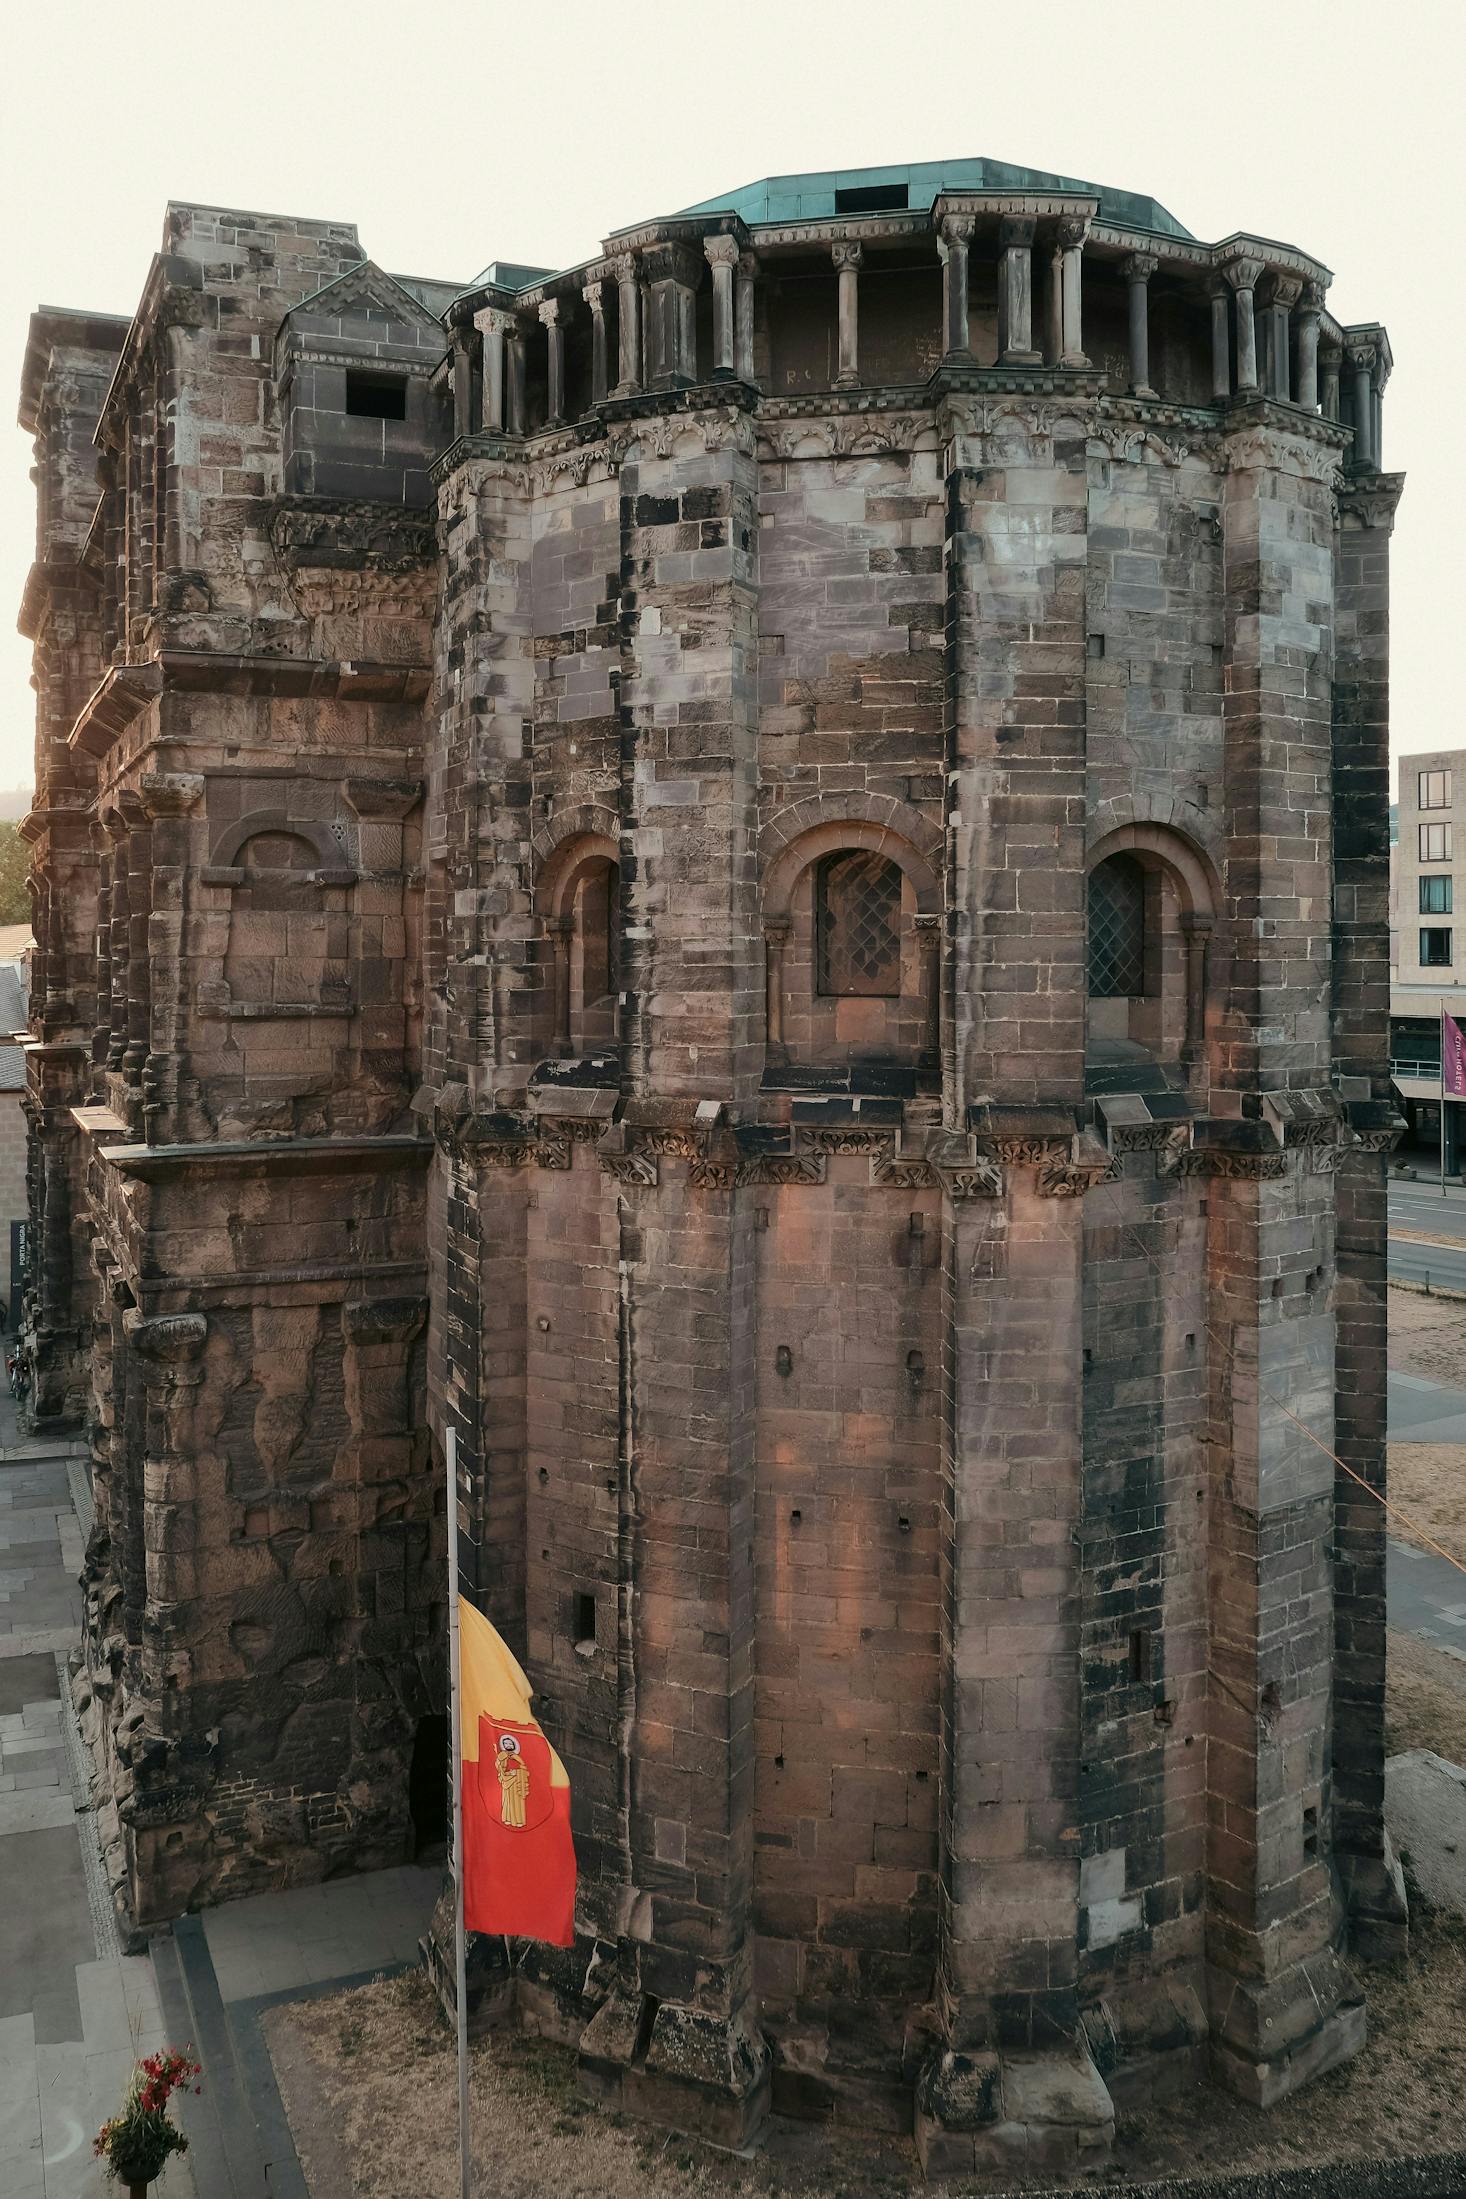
[1389,1178,1466,1290]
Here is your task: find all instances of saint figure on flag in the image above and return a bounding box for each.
[457,1597,576,1946]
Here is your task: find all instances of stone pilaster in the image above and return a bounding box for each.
[1331,471,1408,1961]
[1204,416,1362,2105]
[642,244,700,390]
[998,218,1041,366]
[920,400,1109,2175]
[577,408,766,2142]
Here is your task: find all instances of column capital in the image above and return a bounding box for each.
[1319,338,1344,366]
[704,233,740,269]
[938,213,975,248]
[1122,251,1159,282]
[998,215,1037,248]
[582,280,604,314]
[473,304,515,336]
[831,239,863,270]
[642,241,701,286]
[538,298,562,329]
[1055,214,1090,248]
[737,249,759,279]
[612,251,639,283]
[1263,273,1302,311]
[1221,255,1266,293]
[1347,337,1378,371]
[1300,278,1327,315]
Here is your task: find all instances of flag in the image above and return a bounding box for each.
[456,1596,576,1946]
[1445,1010,1466,1100]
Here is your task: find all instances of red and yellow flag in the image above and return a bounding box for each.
[457,1597,576,1947]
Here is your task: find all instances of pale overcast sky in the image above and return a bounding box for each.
[3,0,1460,797]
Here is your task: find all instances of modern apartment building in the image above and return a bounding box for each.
[1391,750,1466,1164]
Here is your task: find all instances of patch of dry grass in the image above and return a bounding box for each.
[1388,1625,1466,1762]
[270,1896,1466,2197]
[1388,1444,1466,1568]
[1389,1284,1466,1386]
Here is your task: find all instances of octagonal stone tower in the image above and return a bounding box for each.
[18,159,1402,2176]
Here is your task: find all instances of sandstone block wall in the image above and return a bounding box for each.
[18,168,1402,2169]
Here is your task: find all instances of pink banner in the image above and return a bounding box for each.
[1445,1010,1466,1099]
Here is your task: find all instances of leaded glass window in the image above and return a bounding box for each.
[1088,856,1147,998]
[817,851,903,997]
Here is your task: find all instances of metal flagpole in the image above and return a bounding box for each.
[1443,1007,1450,1201]
[446,1426,473,2199]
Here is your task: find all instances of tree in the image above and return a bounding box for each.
[0,825,32,927]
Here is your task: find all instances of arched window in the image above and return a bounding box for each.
[570,856,619,1049]
[1088,855,1148,999]
[539,834,622,1060]
[816,851,903,998]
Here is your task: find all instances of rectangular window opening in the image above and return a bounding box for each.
[345,370,408,421]
[1420,822,1452,863]
[1128,1628,1152,1685]
[833,182,910,215]
[1419,769,1451,811]
[573,1591,597,1649]
[1420,927,1453,969]
[1421,875,1453,914]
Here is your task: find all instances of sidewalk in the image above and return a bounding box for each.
[0,1396,185,2199]
[0,1386,440,2197]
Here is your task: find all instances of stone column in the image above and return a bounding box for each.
[1320,340,1342,420]
[613,253,642,396]
[1348,341,1376,469]
[1123,252,1158,396]
[705,235,739,378]
[1223,257,1264,394]
[995,218,1039,365]
[831,240,862,386]
[1264,275,1299,400]
[1210,279,1232,400]
[1296,282,1323,410]
[540,300,565,426]
[643,243,701,388]
[1056,215,1090,368]
[548,914,572,1054]
[473,306,509,434]
[763,919,789,1050]
[506,321,527,436]
[583,281,609,404]
[939,216,974,361]
[1371,353,1388,470]
[735,252,758,383]
[1181,912,1212,1060]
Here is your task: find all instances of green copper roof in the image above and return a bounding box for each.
[677,158,1192,241]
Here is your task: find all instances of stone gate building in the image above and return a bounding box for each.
[17,158,1404,2171]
